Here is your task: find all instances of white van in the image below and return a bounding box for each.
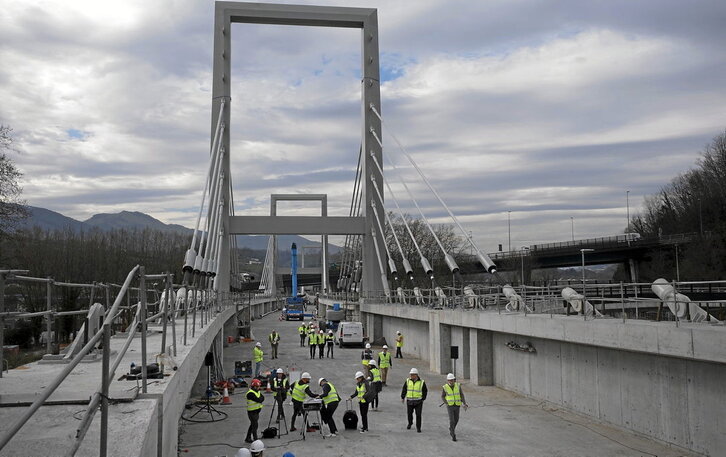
[337,321,364,347]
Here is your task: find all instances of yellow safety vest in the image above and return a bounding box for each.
[298,326,306,335]
[246,389,263,411]
[370,367,381,383]
[317,334,325,343]
[379,352,391,368]
[269,332,279,343]
[356,383,367,403]
[308,333,317,345]
[443,383,461,406]
[292,382,308,402]
[273,377,288,397]
[322,382,340,405]
[325,334,334,343]
[253,347,263,363]
[362,350,372,365]
[406,379,424,400]
[396,335,404,347]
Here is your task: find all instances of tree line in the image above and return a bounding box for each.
[630,130,726,280]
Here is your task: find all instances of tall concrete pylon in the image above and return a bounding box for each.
[211,2,385,296]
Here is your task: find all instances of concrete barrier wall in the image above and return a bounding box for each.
[492,332,726,455]
[360,302,726,456]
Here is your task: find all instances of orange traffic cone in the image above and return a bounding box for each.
[222,386,232,405]
[265,380,272,393]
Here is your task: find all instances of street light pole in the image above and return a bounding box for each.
[570,217,574,241]
[626,190,631,246]
[508,211,511,252]
[675,244,680,282]
[580,248,594,315]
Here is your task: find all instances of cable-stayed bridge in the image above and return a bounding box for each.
[1,3,725,457]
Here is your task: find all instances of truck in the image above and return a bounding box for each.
[283,242,305,321]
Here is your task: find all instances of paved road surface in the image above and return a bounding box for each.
[178,312,693,457]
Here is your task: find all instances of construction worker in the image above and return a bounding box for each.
[307,328,318,359]
[253,342,264,378]
[349,371,373,433]
[289,372,317,432]
[441,373,469,441]
[297,324,306,347]
[272,368,289,420]
[361,343,373,378]
[378,345,392,385]
[400,367,427,433]
[368,359,382,410]
[250,440,265,457]
[268,330,280,359]
[325,329,335,358]
[318,377,340,437]
[245,379,265,443]
[317,330,325,359]
[395,331,404,358]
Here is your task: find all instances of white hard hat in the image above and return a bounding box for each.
[365,343,371,349]
[319,330,323,333]
[328,330,333,333]
[250,440,265,452]
[255,342,261,347]
[368,359,377,367]
[318,377,326,386]
[409,368,419,375]
[301,372,311,379]
[355,371,365,379]
[446,373,456,380]
[235,448,252,457]
[382,345,388,349]
[397,331,401,334]
[277,368,284,374]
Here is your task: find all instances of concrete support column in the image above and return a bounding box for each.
[469,329,493,385]
[439,324,452,375]
[462,328,470,380]
[627,258,639,282]
[373,315,383,343]
[428,312,440,373]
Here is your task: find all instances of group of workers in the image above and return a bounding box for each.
[245,324,468,448]
[298,321,336,359]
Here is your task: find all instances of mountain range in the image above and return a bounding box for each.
[19,206,341,252]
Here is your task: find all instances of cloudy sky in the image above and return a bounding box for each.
[1,0,725,253]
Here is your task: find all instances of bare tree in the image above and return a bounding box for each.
[0,125,28,236]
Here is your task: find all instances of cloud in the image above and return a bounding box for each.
[1,0,725,256]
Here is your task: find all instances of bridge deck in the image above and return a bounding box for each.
[178,312,692,457]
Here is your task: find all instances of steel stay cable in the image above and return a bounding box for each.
[370,104,497,272]
[340,147,363,284]
[191,100,226,251]
[370,128,446,254]
[371,179,407,262]
[369,154,424,258]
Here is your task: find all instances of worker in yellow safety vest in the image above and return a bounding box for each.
[368,359,382,410]
[400,367,427,433]
[307,328,318,359]
[245,379,265,443]
[377,345,392,385]
[349,371,374,433]
[441,373,468,441]
[298,324,307,347]
[318,378,340,436]
[272,368,289,421]
[395,331,404,358]
[290,372,317,432]
[361,343,373,378]
[269,330,280,359]
[253,342,264,377]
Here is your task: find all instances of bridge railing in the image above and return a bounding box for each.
[0,266,253,457]
[355,280,726,325]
